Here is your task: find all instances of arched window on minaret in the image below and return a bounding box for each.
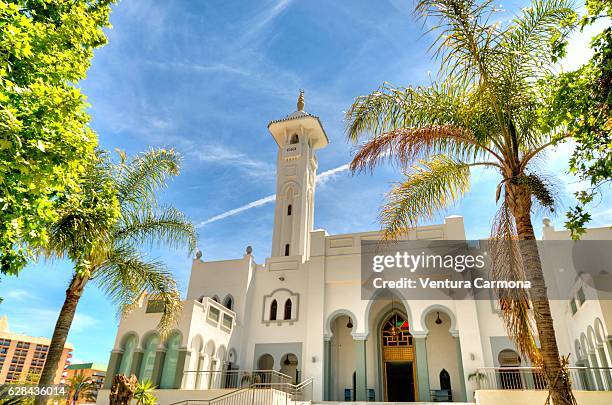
[287,204,292,216]
[284,244,290,256]
[290,134,299,144]
[270,300,278,321]
[284,299,292,320]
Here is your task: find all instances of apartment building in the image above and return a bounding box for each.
[0,315,73,384]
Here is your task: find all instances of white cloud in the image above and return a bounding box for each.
[316,164,350,186]
[242,0,295,42]
[71,313,100,334]
[197,163,351,227]
[187,144,275,176]
[5,289,33,301]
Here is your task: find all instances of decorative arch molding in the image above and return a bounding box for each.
[324,308,359,340]
[164,329,184,348]
[280,181,300,197]
[217,345,227,362]
[262,288,299,323]
[190,334,204,354]
[581,333,592,354]
[420,304,458,335]
[594,317,606,345]
[204,339,216,357]
[575,339,585,360]
[119,331,139,351]
[140,330,161,350]
[363,290,414,337]
[587,325,598,350]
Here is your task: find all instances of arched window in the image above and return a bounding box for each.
[139,334,160,382]
[284,299,292,320]
[287,204,292,215]
[290,134,299,144]
[270,300,278,321]
[440,369,451,391]
[160,332,181,389]
[118,335,137,375]
[223,296,233,310]
[212,295,220,303]
[285,244,290,256]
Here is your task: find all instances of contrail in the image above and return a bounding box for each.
[197,164,350,227]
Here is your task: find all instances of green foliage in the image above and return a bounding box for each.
[67,374,96,404]
[133,380,156,405]
[46,148,196,333]
[541,0,611,239]
[0,0,115,274]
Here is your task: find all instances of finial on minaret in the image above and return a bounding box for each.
[297,89,305,111]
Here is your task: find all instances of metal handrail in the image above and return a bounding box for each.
[168,387,250,405]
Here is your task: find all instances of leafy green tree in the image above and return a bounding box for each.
[0,0,115,274]
[542,0,611,238]
[35,149,196,404]
[346,1,578,403]
[133,380,157,405]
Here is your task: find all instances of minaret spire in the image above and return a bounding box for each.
[297,89,305,111]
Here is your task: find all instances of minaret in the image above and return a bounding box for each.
[267,90,329,260]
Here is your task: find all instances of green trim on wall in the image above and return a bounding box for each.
[414,337,430,401]
[174,349,191,389]
[355,339,367,401]
[103,351,122,389]
[324,340,331,400]
[151,350,166,386]
[455,337,467,401]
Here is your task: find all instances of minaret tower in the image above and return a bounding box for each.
[267,90,329,260]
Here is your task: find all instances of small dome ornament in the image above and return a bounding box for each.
[195,249,202,260]
[246,245,253,255]
[297,89,305,111]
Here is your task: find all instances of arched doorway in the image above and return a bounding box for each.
[381,312,416,401]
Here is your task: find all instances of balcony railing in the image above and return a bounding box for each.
[474,367,612,391]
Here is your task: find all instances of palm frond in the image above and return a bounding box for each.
[490,203,542,364]
[115,205,197,255]
[379,155,471,239]
[346,82,469,141]
[501,0,576,80]
[350,125,501,173]
[415,0,501,84]
[93,247,182,337]
[117,148,181,207]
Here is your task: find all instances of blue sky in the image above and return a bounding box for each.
[1,0,610,365]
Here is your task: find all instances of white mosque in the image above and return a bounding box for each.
[98,93,612,404]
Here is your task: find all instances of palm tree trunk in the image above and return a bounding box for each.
[35,273,88,405]
[508,184,574,405]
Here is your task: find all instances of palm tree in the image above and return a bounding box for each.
[345,1,577,403]
[67,374,96,404]
[35,149,197,404]
[133,380,157,405]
